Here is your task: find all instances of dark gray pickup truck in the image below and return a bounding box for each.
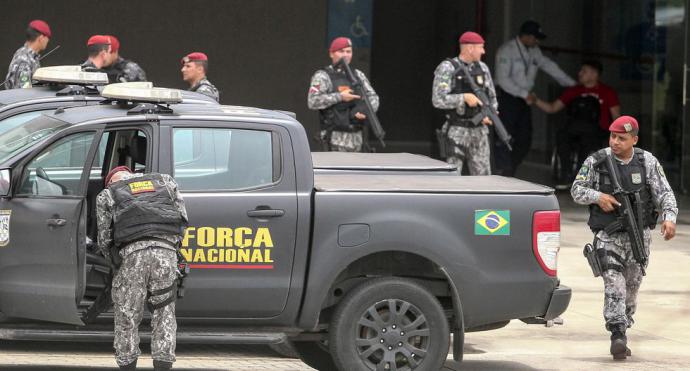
[0,84,570,370]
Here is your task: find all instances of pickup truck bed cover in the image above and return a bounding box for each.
[311,152,457,172]
[314,174,554,194]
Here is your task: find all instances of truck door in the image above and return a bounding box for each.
[161,123,298,318]
[0,131,98,325]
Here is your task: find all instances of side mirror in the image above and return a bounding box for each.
[0,169,10,197]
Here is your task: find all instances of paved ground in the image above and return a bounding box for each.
[0,193,688,370]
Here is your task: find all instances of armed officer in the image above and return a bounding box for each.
[571,116,677,360]
[104,35,147,83]
[180,52,219,102]
[4,20,52,89]
[432,31,497,175]
[307,37,379,152]
[97,166,188,371]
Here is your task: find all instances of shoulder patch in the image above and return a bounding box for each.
[576,165,589,181]
[657,162,666,179]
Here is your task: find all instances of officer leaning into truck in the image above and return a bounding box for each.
[571,115,677,360]
[96,166,188,371]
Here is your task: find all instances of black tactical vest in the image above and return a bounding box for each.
[587,148,657,232]
[446,58,487,125]
[109,173,186,248]
[319,65,362,132]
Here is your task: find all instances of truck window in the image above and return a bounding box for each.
[17,132,95,196]
[172,127,275,191]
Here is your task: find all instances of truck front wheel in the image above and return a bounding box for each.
[329,277,450,371]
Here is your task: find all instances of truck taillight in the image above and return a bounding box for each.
[532,210,560,277]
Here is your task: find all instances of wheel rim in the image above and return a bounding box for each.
[355,299,431,371]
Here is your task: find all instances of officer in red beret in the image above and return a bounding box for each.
[571,115,677,360]
[307,36,379,152]
[180,52,219,102]
[432,31,497,175]
[4,20,52,89]
[81,35,115,72]
[103,35,147,83]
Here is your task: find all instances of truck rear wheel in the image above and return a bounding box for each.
[291,339,337,370]
[329,277,450,371]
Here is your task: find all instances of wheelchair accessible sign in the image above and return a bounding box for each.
[475,210,510,236]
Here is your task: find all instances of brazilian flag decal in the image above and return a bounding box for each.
[475,210,510,236]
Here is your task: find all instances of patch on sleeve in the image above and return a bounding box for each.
[575,165,589,181]
[438,82,449,89]
[657,162,666,178]
[309,84,320,93]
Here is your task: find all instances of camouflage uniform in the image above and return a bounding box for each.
[571,147,677,331]
[4,45,40,89]
[109,57,147,82]
[190,77,219,102]
[307,67,379,152]
[432,58,497,175]
[81,59,101,73]
[96,173,188,367]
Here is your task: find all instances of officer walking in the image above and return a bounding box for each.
[571,116,677,360]
[432,31,497,175]
[81,35,114,72]
[180,52,219,102]
[495,20,575,176]
[104,35,147,83]
[97,166,188,371]
[307,36,379,152]
[4,20,52,89]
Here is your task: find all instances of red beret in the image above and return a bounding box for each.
[107,35,120,52]
[87,35,111,47]
[329,37,352,52]
[105,166,132,186]
[29,20,51,38]
[459,31,485,44]
[181,52,208,65]
[609,115,639,134]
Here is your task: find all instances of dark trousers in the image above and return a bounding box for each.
[495,88,531,176]
[556,122,604,181]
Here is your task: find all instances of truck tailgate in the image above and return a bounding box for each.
[314,174,553,194]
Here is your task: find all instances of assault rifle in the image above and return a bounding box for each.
[457,63,513,150]
[603,153,647,276]
[336,58,386,148]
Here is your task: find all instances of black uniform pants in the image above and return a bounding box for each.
[495,88,531,176]
[556,122,604,181]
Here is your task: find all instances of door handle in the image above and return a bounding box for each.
[46,218,67,227]
[247,208,285,218]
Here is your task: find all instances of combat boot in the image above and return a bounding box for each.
[119,359,137,370]
[610,330,628,360]
[153,360,173,371]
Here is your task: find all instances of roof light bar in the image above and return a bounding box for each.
[33,66,109,85]
[101,82,183,104]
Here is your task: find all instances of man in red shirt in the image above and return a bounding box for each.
[535,60,621,186]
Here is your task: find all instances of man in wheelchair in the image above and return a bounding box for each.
[534,60,621,187]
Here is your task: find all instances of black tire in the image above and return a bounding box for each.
[330,277,450,371]
[292,339,338,370]
[269,339,299,358]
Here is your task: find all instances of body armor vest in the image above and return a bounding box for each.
[446,58,487,125]
[588,148,657,232]
[110,173,186,248]
[319,65,362,132]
